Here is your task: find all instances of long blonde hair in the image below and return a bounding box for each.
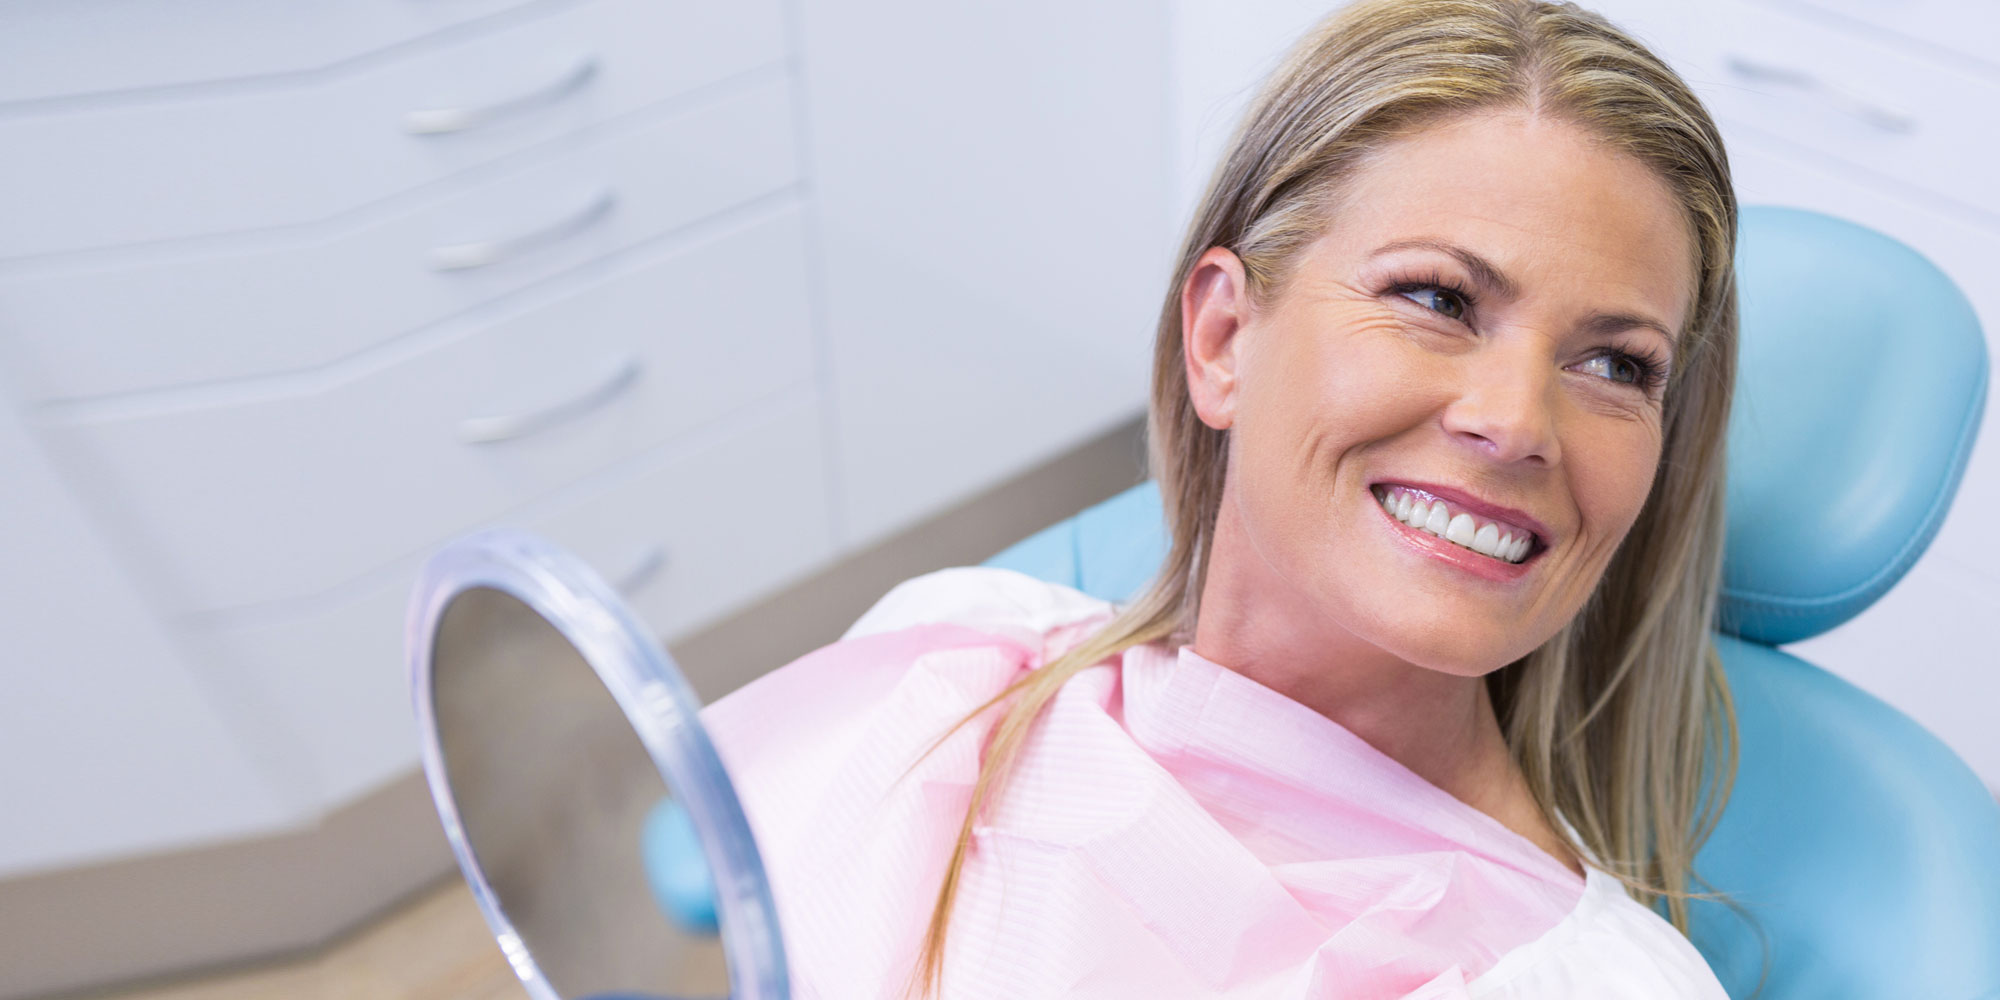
[910,1,1741,993]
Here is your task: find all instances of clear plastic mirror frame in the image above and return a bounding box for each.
[407,527,789,1000]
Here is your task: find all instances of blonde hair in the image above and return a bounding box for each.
[908,1,1742,993]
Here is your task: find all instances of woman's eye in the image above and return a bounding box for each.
[1575,352,1641,385]
[1399,285,1468,322]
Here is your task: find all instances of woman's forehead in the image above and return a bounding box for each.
[1315,111,1697,333]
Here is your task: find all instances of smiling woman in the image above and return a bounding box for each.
[1178,103,1705,882]
[701,0,1742,996]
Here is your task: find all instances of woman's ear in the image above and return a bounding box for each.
[1182,246,1252,431]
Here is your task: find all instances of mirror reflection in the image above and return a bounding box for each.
[431,585,729,1000]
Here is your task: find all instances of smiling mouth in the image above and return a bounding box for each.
[1369,484,1546,565]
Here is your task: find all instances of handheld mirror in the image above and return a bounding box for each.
[407,528,789,1000]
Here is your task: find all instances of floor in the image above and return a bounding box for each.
[81,877,520,1000]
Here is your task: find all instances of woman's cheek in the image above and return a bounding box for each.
[1573,424,1663,543]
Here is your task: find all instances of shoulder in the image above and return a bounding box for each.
[840,565,1119,644]
[697,565,1116,843]
[703,565,1114,756]
[695,567,1121,994]
[1468,867,1729,999]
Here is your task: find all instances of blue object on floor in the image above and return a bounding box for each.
[642,797,720,936]
[983,206,1999,1000]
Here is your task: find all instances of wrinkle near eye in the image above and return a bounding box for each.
[1564,371,1663,424]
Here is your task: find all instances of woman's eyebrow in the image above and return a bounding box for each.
[1372,237,1521,299]
[1579,310,1679,348]
[1371,237,1678,345]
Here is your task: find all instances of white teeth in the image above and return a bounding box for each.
[1374,485,1537,565]
[1423,502,1451,536]
[1403,498,1427,527]
[1472,522,1501,557]
[1445,512,1477,546]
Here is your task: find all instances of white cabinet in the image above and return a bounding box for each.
[0,0,814,880]
[1685,3,2000,219]
[1,77,802,401]
[1755,0,2000,74]
[0,404,294,878]
[794,0,1172,549]
[0,0,787,259]
[181,396,835,812]
[40,207,819,614]
[0,0,544,104]
[2,0,1173,909]
[0,0,1164,988]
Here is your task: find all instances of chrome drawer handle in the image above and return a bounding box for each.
[614,543,670,596]
[429,188,617,271]
[458,355,642,445]
[404,53,600,135]
[1724,54,1917,134]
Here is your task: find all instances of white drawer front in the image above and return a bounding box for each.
[0,0,547,106]
[0,0,785,260]
[1758,0,2000,78]
[0,78,799,403]
[39,205,818,614]
[1669,2,2000,220]
[183,397,834,809]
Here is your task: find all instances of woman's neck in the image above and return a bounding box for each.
[1193,515,1585,879]
[1190,603,1498,802]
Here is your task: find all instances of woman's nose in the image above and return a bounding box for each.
[1438,341,1562,467]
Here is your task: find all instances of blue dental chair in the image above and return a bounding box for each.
[982,206,2000,999]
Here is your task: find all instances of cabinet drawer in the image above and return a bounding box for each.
[39,205,817,614]
[1755,0,2000,77]
[0,78,799,403]
[0,0,785,260]
[1670,1,2000,220]
[181,396,835,809]
[0,0,549,106]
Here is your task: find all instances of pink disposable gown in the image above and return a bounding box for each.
[701,566,1728,999]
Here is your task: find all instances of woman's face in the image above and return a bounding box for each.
[1184,109,1696,677]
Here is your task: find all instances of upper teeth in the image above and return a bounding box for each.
[1373,485,1535,564]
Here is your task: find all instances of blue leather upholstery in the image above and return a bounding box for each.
[1721,208,1989,645]
[984,206,2000,999]
[1692,636,2000,999]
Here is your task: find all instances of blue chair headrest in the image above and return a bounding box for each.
[1719,207,1987,644]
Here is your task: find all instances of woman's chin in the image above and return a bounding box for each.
[1354,609,1545,678]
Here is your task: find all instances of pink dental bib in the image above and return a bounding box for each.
[701,567,1722,999]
